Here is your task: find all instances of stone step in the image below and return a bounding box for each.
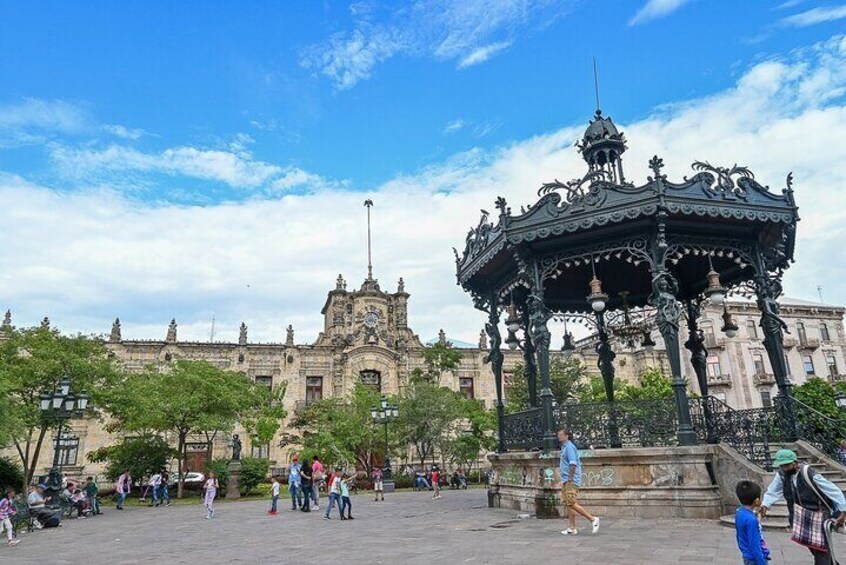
[720,514,790,532]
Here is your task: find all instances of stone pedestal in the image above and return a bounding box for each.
[226,460,242,499]
[488,445,726,520]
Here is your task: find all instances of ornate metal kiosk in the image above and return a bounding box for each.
[455,108,805,519]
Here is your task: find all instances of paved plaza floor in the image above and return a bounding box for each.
[6,489,840,564]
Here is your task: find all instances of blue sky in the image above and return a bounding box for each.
[1,1,846,343]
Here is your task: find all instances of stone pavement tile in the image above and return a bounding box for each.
[4,490,842,564]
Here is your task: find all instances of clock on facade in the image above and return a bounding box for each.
[363,311,380,328]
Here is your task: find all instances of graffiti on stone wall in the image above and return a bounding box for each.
[581,467,616,487]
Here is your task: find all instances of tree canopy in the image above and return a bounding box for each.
[292,384,385,472]
[413,341,463,384]
[98,360,283,497]
[0,323,122,487]
[506,357,588,411]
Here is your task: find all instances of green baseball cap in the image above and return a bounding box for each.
[773,449,798,467]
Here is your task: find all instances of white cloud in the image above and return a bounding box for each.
[101,124,147,140]
[458,41,512,69]
[781,5,846,27]
[3,35,846,348]
[0,98,149,146]
[443,119,465,134]
[48,139,333,192]
[302,0,569,89]
[629,0,692,26]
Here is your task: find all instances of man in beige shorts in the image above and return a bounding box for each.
[558,429,600,536]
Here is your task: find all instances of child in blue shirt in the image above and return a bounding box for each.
[735,480,770,565]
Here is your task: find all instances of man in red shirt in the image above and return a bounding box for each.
[431,466,441,500]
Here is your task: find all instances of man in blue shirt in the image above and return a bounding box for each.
[558,429,600,536]
[288,455,303,510]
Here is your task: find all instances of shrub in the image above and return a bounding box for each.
[239,457,270,495]
[0,456,24,493]
[87,436,177,484]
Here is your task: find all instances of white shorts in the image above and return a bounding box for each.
[374,480,384,491]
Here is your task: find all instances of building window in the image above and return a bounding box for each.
[306,376,323,404]
[753,352,766,375]
[826,352,839,377]
[251,443,269,459]
[255,375,272,390]
[703,326,716,348]
[803,354,815,375]
[821,323,831,342]
[797,321,807,343]
[746,320,758,339]
[359,370,381,391]
[56,435,79,467]
[760,390,772,409]
[459,377,475,400]
[706,355,722,378]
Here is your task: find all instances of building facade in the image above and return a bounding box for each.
[11,279,845,481]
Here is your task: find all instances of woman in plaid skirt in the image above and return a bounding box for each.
[761,449,846,565]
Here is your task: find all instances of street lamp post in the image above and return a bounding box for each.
[39,377,88,496]
[371,396,399,493]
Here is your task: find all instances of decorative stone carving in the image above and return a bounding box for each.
[397,277,405,293]
[438,329,447,345]
[40,317,50,329]
[110,318,122,342]
[166,319,177,343]
[336,274,346,291]
[286,324,294,346]
[1,309,11,330]
[479,329,488,350]
[239,322,247,346]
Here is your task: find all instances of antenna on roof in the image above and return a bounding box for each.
[817,285,824,304]
[364,199,374,280]
[593,57,601,114]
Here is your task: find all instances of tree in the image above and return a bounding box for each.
[0,324,122,488]
[413,341,463,384]
[99,360,272,497]
[793,377,846,421]
[439,397,497,469]
[506,358,588,411]
[86,436,177,484]
[292,384,385,473]
[242,381,288,456]
[620,367,675,400]
[579,367,675,402]
[396,379,465,469]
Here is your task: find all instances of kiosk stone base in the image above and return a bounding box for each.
[487,444,760,520]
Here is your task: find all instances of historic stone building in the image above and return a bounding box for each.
[11,278,845,481]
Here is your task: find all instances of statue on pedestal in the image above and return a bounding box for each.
[231,434,242,461]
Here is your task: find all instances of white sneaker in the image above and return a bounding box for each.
[8,539,20,546]
[561,528,578,535]
[33,519,43,530]
[591,517,600,534]
[313,505,319,510]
